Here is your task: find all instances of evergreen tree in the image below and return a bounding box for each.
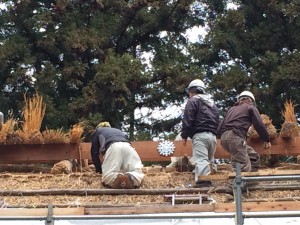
[196,0,300,127]
[2,0,298,139]
[0,0,206,140]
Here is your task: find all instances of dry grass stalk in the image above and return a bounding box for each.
[22,93,46,133]
[280,100,299,137]
[70,123,84,143]
[42,128,70,144]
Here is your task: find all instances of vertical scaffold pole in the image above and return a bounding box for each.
[46,203,54,225]
[234,163,244,225]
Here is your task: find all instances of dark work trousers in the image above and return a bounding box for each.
[220,130,260,172]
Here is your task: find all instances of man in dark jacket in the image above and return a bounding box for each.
[181,79,220,188]
[91,122,144,189]
[218,91,271,172]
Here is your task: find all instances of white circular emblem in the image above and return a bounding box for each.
[157,140,175,156]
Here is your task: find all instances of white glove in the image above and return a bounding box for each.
[264,142,271,149]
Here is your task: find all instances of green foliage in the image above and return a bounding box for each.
[0,0,205,140]
[201,0,300,127]
[1,0,299,139]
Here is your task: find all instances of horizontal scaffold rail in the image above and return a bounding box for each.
[1,201,300,216]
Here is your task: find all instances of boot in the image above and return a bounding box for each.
[111,174,133,189]
[111,174,124,189]
[193,180,213,188]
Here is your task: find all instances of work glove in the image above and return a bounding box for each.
[264,142,271,149]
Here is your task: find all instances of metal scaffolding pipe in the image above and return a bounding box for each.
[243,175,300,182]
[234,163,244,225]
[233,163,300,225]
[1,211,300,221]
[0,213,235,221]
[244,211,300,218]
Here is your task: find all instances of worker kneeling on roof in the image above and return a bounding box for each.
[91,122,144,189]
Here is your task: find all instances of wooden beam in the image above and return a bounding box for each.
[244,197,300,202]
[80,137,300,162]
[0,207,84,216]
[247,137,300,155]
[0,144,79,164]
[199,170,300,181]
[1,201,300,216]
[80,141,195,161]
[90,201,300,214]
[4,203,169,209]
[0,136,299,164]
[214,201,300,213]
[85,204,215,215]
[213,184,300,192]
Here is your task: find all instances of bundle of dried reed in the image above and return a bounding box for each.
[280,100,299,138]
[42,128,70,144]
[0,113,18,144]
[70,123,84,143]
[21,93,46,133]
[248,114,277,139]
[27,131,44,144]
[6,130,28,145]
[50,160,73,174]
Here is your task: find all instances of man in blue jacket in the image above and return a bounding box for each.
[91,122,144,189]
[181,79,220,188]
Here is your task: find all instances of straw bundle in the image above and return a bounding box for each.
[248,114,277,139]
[42,128,70,144]
[6,130,28,145]
[50,160,73,174]
[70,123,84,143]
[21,93,46,133]
[0,114,18,144]
[27,131,44,144]
[280,100,299,138]
[7,130,45,145]
[260,114,273,125]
